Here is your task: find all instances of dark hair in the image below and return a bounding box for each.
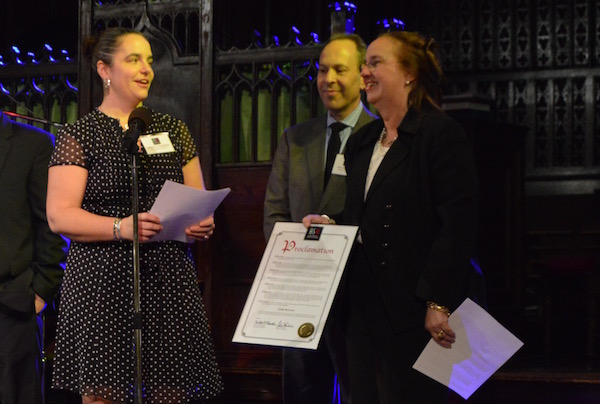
[325,33,367,72]
[380,31,444,111]
[83,27,145,70]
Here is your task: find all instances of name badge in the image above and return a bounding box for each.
[331,154,346,176]
[140,132,175,155]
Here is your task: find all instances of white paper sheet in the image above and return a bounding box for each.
[149,180,230,243]
[233,222,358,349]
[412,298,524,399]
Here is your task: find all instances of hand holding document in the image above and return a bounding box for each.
[149,180,230,243]
[233,222,358,349]
[413,298,523,399]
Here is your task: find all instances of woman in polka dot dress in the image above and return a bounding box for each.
[46,27,223,403]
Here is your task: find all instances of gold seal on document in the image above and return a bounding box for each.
[298,323,315,338]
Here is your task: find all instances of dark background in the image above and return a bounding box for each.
[213,0,417,48]
[4,2,600,403]
[0,0,79,56]
[1,0,426,57]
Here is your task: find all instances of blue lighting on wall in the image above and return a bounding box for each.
[275,65,291,81]
[292,26,302,46]
[0,83,9,95]
[0,43,75,66]
[377,17,405,31]
[32,78,44,94]
[330,2,356,12]
[66,77,78,92]
[27,51,40,65]
[253,30,263,47]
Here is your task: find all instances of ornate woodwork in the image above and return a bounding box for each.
[2,0,600,401]
[0,47,78,133]
[409,0,600,195]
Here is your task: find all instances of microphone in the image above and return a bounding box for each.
[122,106,152,154]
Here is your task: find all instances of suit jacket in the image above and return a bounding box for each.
[343,105,478,333]
[264,106,377,238]
[0,114,66,313]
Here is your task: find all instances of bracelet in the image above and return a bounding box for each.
[427,301,451,317]
[113,217,122,240]
[321,214,336,224]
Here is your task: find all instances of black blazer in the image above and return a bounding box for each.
[0,114,66,313]
[343,105,478,333]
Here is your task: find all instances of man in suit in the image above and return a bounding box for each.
[264,33,377,404]
[0,112,67,404]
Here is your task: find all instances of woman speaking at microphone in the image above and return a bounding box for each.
[47,28,222,403]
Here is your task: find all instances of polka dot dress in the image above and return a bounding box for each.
[50,109,223,402]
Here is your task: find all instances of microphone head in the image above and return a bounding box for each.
[128,106,152,133]
[122,106,152,154]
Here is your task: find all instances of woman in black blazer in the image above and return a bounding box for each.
[304,31,478,403]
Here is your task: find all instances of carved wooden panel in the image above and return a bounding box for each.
[416,0,600,194]
[214,46,322,164]
[595,77,600,165]
[0,50,78,132]
[515,0,532,69]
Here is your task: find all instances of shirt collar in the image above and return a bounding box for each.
[326,102,364,128]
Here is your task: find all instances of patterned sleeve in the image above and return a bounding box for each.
[49,123,88,168]
[176,118,199,166]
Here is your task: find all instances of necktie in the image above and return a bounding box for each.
[324,122,347,189]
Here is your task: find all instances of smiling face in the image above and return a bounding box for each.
[97,33,154,108]
[361,36,413,111]
[317,38,364,121]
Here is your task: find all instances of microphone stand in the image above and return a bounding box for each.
[122,108,151,404]
[129,148,143,404]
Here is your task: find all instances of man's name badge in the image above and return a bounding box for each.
[298,323,315,338]
[140,132,175,155]
[331,154,346,176]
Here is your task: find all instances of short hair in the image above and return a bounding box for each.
[324,33,367,72]
[83,27,145,69]
[379,31,444,111]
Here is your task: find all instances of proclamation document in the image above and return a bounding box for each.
[232,222,358,349]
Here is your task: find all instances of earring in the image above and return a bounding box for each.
[102,78,111,92]
[405,79,413,87]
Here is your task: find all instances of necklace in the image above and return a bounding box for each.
[372,128,389,160]
[380,127,398,147]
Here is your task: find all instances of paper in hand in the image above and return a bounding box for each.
[149,180,230,242]
[413,298,524,399]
